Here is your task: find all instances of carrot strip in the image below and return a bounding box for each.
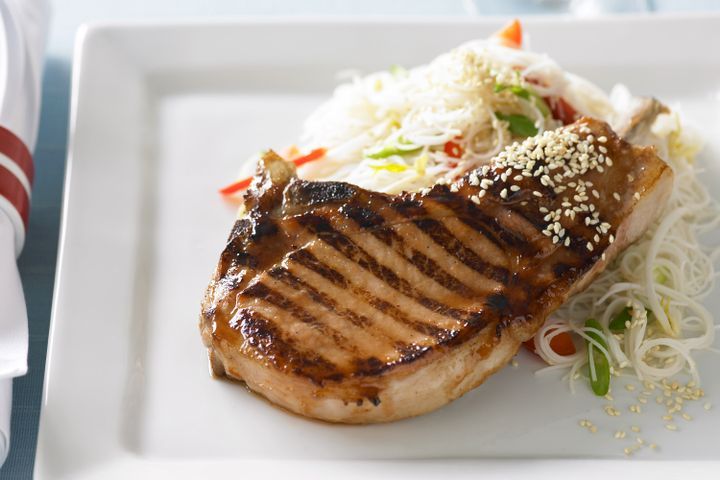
[494,19,522,49]
[218,148,327,196]
[523,331,576,358]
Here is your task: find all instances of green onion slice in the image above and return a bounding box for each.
[585,318,611,396]
[495,112,538,137]
[494,83,551,117]
[365,136,421,159]
[609,307,632,332]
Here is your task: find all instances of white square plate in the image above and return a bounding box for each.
[37,16,720,479]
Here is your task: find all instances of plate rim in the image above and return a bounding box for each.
[37,13,720,478]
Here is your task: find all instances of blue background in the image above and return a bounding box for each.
[2,0,718,477]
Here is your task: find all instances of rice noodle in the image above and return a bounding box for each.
[296,39,595,193]
[534,105,720,389]
[281,35,720,394]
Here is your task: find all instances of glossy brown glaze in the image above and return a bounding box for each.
[200,118,673,423]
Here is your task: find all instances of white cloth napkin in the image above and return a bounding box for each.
[0,0,49,467]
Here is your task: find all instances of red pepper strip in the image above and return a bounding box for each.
[291,147,327,167]
[523,331,577,359]
[493,19,522,49]
[218,148,327,196]
[218,177,252,196]
[444,141,463,158]
[545,97,579,126]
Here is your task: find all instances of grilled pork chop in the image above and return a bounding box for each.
[200,118,673,423]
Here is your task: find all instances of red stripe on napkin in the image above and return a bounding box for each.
[0,164,30,229]
[0,125,34,185]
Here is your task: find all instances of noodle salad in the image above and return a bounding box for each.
[220,20,720,397]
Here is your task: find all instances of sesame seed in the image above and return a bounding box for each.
[665,424,678,431]
[471,195,480,205]
[513,174,523,181]
[634,192,641,200]
[478,189,486,198]
[510,185,520,192]
[613,192,621,201]
[631,426,640,433]
[704,402,712,410]
[450,184,459,193]
[587,242,594,252]
[511,359,519,368]
[598,136,607,143]
[533,191,542,197]
[500,188,508,199]
[682,413,692,421]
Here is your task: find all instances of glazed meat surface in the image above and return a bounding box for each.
[200,118,673,423]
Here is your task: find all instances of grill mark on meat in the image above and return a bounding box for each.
[503,203,596,259]
[297,213,486,327]
[434,216,508,267]
[421,190,529,252]
[232,308,343,384]
[340,202,498,295]
[341,204,477,296]
[266,266,423,350]
[286,180,359,206]
[460,203,530,250]
[408,216,510,285]
[289,249,348,287]
[338,205,478,298]
[242,281,327,326]
[289,249,456,340]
